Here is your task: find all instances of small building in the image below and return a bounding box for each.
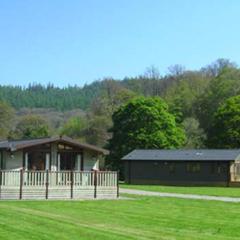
[0,136,108,171]
[122,149,240,186]
[0,136,118,200]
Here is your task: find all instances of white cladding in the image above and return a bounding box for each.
[1,149,102,171]
[4,151,22,170]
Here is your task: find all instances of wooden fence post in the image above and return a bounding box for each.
[19,169,23,200]
[70,170,74,199]
[94,171,97,199]
[117,171,119,198]
[45,170,49,199]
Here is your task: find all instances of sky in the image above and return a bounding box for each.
[0,0,240,87]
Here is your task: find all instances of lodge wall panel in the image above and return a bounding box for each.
[125,160,230,186]
[22,186,46,199]
[48,186,71,199]
[4,151,23,170]
[1,186,19,199]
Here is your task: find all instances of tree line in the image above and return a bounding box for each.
[1,58,240,173]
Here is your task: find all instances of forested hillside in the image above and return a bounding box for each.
[0,83,102,110]
[1,58,240,151]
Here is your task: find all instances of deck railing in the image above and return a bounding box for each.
[0,170,119,200]
[230,163,240,182]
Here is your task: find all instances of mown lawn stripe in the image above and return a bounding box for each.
[1,196,240,240]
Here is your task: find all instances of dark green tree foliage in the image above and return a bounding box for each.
[197,66,240,132]
[86,81,137,146]
[164,71,210,123]
[0,83,103,111]
[182,117,206,149]
[91,79,137,116]
[207,95,240,148]
[85,116,112,146]
[0,101,15,139]
[12,115,50,139]
[0,58,239,151]
[106,97,186,173]
[58,82,136,147]
[60,116,87,140]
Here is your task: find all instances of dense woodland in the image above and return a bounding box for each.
[1,58,240,170]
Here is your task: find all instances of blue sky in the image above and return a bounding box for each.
[0,0,240,87]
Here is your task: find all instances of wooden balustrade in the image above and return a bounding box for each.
[1,171,20,186]
[0,170,119,200]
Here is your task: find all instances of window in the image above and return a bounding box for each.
[186,163,200,173]
[28,152,46,170]
[58,144,65,150]
[58,144,73,150]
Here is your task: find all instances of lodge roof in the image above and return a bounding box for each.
[0,136,108,155]
[122,149,240,161]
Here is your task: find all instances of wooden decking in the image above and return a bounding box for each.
[0,170,118,200]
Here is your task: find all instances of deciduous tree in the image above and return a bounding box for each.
[106,97,186,175]
[0,101,14,139]
[182,117,206,149]
[12,115,50,139]
[60,116,87,140]
[207,95,240,148]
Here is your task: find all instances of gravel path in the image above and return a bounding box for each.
[120,188,240,203]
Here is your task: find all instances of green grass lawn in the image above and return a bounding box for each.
[121,184,240,197]
[1,197,240,240]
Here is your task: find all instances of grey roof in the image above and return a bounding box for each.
[0,136,109,155]
[122,149,240,161]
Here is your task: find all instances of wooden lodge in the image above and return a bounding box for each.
[122,149,240,186]
[0,136,118,199]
